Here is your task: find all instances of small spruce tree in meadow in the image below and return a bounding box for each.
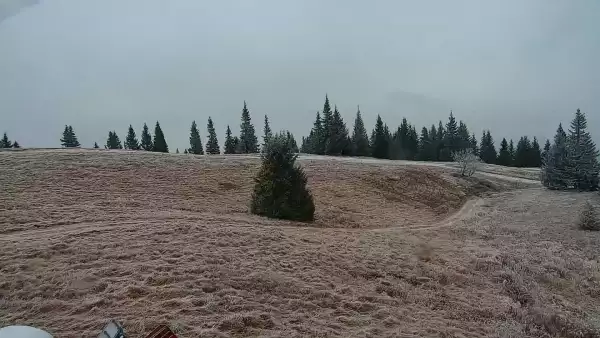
[189,120,204,155]
[224,125,236,154]
[205,117,220,154]
[153,121,169,153]
[140,123,153,151]
[124,125,140,150]
[251,132,315,222]
[0,132,12,148]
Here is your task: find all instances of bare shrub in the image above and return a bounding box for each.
[578,201,599,231]
[452,149,481,177]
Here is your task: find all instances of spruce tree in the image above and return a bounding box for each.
[321,95,333,150]
[206,117,220,154]
[479,130,497,164]
[189,120,204,155]
[542,124,569,189]
[566,109,599,190]
[371,115,389,159]
[12,141,20,149]
[542,139,551,161]
[429,124,438,161]
[224,125,236,154]
[153,121,169,153]
[124,125,140,150]
[140,123,153,151]
[68,126,80,147]
[497,138,512,166]
[351,107,370,156]
[407,126,419,160]
[325,106,350,155]
[436,121,445,161]
[470,133,479,156]
[60,125,79,148]
[531,137,542,167]
[263,115,272,149]
[250,133,315,222]
[0,132,12,148]
[286,131,299,153]
[514,136,532,167]
[105,131,123,149]
[457,121,471,150]
[184,149,189,154]
[418,127,431,161]
[309,111,325,154]
[94,142,99,149]
[239,101,259,153]
[441,111,459,161]
[176,148,180,154]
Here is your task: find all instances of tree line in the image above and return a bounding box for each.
[300,95,544,168]
[2,97,594,183]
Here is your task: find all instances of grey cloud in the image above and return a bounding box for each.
[0,0,598,149]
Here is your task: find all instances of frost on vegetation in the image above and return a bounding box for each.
[452,149,481,177]
[578,201,599,231]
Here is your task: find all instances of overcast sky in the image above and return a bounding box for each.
[0,0,598,150]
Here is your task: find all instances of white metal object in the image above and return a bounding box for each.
[0,326,53,338]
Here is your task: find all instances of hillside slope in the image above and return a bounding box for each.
[0,149,597,338]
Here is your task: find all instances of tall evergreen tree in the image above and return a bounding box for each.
[239,101,259,153]
[566,109,599,190]
[470,133,479,156]
[514,136,532,167]
[497,138,512,166]
[428,124,438,161]
[542,139,551,161]
[418,127,432,161]
[124,125,140,150]
[68,126,80,147]
[105,131,123,149]
[206,117,220,154]
[436,121,445,161]
[371,115,389,159]
[321,95,333,150]
[224,125,236,154]
[153,121,169,153]
[457,121,471,150]
[351,107,370,156]
[286,131,299,153]
[94,142,99,149]
[176,148,180,154]
[140,123,153,151]
[60,126,70,148]
[479,130,497,164]
[325,106,350,155]
[531,137,542,167]
[189,120,204,155]
[407,125,419,160]
[60,125,79,148]
[0,132,12,148]
[263,115,273,149]
[542,124,569,189]
[305,111,325,154]
[441,111,459,161]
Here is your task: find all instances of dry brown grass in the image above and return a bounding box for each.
[0,149,597,338]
